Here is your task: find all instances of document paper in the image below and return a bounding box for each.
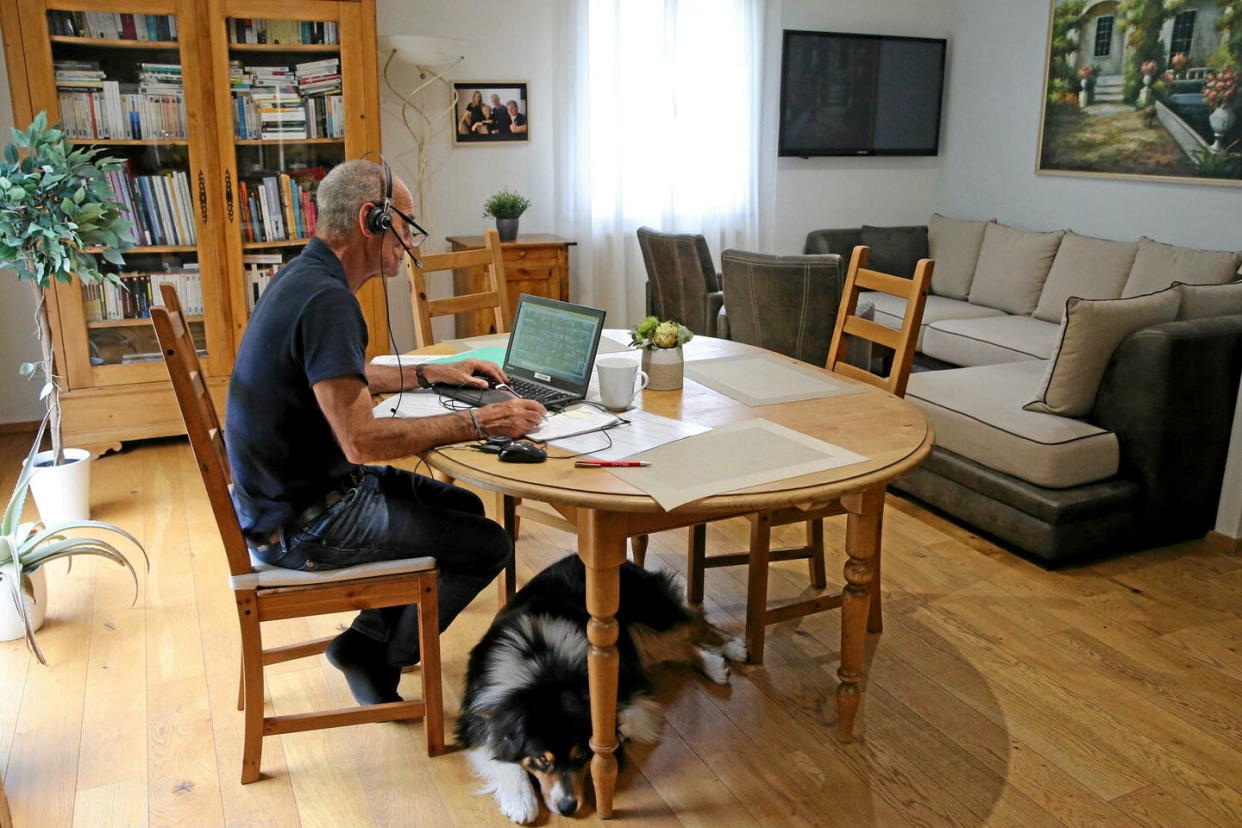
[685,354,868,406]
[551,408,711,461]
[608,419,867,511]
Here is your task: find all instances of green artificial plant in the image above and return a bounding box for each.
[1,414,146,664]
[0,111,134,464]
[629,316,693,350]
[482,187,532,220]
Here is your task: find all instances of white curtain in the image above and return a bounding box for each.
[553,0,767,329]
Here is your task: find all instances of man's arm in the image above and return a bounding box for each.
[313,375,545,464]
[365,358,508,394]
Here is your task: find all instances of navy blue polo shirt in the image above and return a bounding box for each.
[226,238,369,536]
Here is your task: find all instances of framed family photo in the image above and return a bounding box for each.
[1036,0,1242,187]
[453,81,529,145]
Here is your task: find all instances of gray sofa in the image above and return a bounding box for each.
[804,219,1242,566]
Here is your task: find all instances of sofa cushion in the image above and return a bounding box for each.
[905,360,1120,489]
[1121,238,1242,298]
[1034,232,1138,322]
[921,315,1061,367]
[860,225,928,279]
[865,290,1006,349]
[1025,289,1181,417]
[927,214,993,299]
[1175,280,1242,320]
[968,223,1064,315]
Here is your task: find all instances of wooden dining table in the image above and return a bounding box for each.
[415,333,933,818]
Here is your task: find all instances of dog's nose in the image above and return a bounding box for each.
[555,797,578,816]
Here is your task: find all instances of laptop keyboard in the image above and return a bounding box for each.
[506,377,573,405]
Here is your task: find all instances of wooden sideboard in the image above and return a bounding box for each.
[446,234,575,337]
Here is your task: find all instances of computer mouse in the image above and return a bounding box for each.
[498,441,547,463]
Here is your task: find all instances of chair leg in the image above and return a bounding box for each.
[807,519,827,589]
[237,593,265,784]
[417,574,447,756]
[498,495,518,608]
[236,659,245,711]
[630,534,649,568]
[497,492,522,540]
[686,524,706,605]
[744,513,773,665]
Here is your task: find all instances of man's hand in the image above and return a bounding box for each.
[424,358,507,388]
[476,398,546,437]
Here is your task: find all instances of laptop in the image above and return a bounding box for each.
[433,294,607,409]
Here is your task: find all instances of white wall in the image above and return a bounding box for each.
[938,0,1242,249]
[770,0,952,254]
[0,35,43,426]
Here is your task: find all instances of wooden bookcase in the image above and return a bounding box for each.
[0,0,387,453]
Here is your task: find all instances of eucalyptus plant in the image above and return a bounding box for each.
[1,414,146,664]
[0,111,134,463]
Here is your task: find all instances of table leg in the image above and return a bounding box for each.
[580,509,628,819]
[837,485,885,742]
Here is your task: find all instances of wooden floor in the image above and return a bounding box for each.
[2,433,1241,827]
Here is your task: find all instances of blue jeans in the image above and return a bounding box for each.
[264,465,511,666]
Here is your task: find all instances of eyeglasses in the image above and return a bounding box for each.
[390,204,430,249]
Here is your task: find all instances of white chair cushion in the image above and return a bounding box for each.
[230,553,437,591]
[866,291,1005,349]
[906,361,1119,489]
[920,315,1061,367]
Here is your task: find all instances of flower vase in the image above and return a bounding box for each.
[0,568,47,642]
[1209,106,1236,152]
[642,347,684,391]
[1079,89,1091,109]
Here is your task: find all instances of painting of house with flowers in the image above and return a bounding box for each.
[1038,0,1242,185]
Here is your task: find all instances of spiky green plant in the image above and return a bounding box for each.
[0,415,146,664]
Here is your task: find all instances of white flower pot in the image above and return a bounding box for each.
[1209,106,1236,152]
[642,347,684,391]
[29,448,92,525]
[0,567,47,642]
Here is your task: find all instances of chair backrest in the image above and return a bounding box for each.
[825,245,933,398]
[151,283,253,579]
[636,227,720,336]
[406,227,510,347]
[719,249,844,365]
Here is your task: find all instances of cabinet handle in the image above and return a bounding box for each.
[224,169,235,223]
[198,170,208,224]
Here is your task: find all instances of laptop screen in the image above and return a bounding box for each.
[503,295,607,394]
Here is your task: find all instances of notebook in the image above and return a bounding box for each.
[433,294,607,409]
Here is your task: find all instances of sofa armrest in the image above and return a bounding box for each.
[1092,315,1242,545]
[703,291,723,338]
[804,228,863,255]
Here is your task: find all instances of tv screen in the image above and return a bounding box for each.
[778,30,946,157]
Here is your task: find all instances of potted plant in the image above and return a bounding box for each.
[630,316,693,391]
[0,112,134,522]
[482,187,530,242]
[1077,65,1095,108]
[0,414,145,661]
[1204,68,1239,152]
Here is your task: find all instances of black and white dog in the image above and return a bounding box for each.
[457,554,746,823]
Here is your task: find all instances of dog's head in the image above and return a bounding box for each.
[490,683,593,817]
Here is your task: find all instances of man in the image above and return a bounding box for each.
[226,159,545,705]
[506,100,527,133]
[489,93,512,133]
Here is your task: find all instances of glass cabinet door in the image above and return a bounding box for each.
[26,0,230,388]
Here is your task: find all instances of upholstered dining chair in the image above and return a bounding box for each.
[152,284,447,783]
[636,227,723,338]
[688,246,933,663]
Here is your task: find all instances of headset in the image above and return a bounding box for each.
[361,151,428,267]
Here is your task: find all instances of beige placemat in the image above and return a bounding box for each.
[684,353,868,407]
[609,419,867,511]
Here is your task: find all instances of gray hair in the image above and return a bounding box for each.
[316,159,387,243]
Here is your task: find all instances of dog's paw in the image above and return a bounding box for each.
[495,776,540,825]
[618,695,665,743]
[721,636,748,663]
[698,649,731,684]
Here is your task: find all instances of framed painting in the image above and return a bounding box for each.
[1037,0,1242,186]
[453,81,529,145]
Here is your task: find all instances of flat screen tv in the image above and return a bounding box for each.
[778,30,947,157]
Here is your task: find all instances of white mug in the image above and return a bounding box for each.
[597,358,649,410]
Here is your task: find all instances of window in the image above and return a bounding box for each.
[1094,16,1114,58]
[1171,10,1196,58]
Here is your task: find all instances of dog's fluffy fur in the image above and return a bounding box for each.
[457,555,745,823]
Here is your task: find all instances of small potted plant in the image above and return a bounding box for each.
[482,187,531,242]
[0,415,146,661]
[1140,60,1159,105]
[1204,68,1239,152]
[1077,65,1095,108]
[630,316,693,390]
[0,112,134,523]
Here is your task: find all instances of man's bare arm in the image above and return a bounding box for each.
[313,375,545,464]
[365,358,508,394]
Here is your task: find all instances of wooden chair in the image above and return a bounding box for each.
[151,284,446,784]
[688,245,933,663]
[406,227,511,348]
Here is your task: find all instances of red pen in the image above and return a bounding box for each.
[574,460,651,468]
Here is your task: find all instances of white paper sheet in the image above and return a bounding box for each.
[370,354,439,367]
[373,390,451,419]
[551,408,711,461]
[526,406,622,442]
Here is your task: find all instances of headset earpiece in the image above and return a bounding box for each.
[364,153,394,235]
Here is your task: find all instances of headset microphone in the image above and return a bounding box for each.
[390,226,424,269]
